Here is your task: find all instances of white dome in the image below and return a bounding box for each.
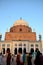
[14,19,28,26]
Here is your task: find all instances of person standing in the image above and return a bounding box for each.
[34,50,41,65]
[22,49,26,65]
[6,49,11,65]
[11,54,14,62]
[0,53,2,65]
[27,53,32,65]
[16,49,21,65]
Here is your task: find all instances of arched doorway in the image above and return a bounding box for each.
[24,48,26,54]
[18,48,22,54]
[14,48,17,55]
[2,48,5,54]
[35,48,39,52]
[30,48,34,54]
[6,48,10,53]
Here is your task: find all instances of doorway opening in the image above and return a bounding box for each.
[14,48,17,55]
[2,48,5,54]
[6,48,10,53]
[24,48,26,54]
[18,48,22,54]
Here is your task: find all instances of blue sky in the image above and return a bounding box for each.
[0,0,43,40]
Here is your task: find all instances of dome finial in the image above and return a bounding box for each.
[14,18,28,26]
[20,17,22,20]
[33,28,36,32]
[6,28,8,32]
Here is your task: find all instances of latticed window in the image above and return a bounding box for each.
[24,44,26,46]
[19,44,22,46]
[15,44,17,46]
[28,30,30,32]
[20,28,22,31]
[31,44,34,47]
[2,44,5,47]
[36,44,38,47]
[7,44,10,47]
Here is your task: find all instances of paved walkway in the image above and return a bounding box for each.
[1,55,35,65]
[2,56,16,65]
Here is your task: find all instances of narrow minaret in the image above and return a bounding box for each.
[39,34,42,41]
[0,33,2,41]
[20,17,22,20]
[6,28,8,32]
[39,34,42,52]
[33,28,36,32]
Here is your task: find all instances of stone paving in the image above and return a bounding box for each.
[2,56,16,65]
[2,56,35,65]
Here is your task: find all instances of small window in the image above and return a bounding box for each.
[7,44,10,47]
[31,44,34,47]
[20,28,22,31]
[19,44,22,46]
[28,30,30,32]
[2,44,5,47]
[36,44,38,47]
[24,44,26,46]
[15,44,17,46]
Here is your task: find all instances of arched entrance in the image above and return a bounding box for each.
[2,48,5,54]
[18,48,22,54]
[6,48,10,53]
[24,48,26,54]
[14,48,17,55]
[35,48,39,52]
[30,48,34,54]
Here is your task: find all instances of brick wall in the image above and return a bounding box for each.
[5,25,36,41]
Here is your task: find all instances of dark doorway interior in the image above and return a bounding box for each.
[7,48,10,53]
[2,48,5,54]
[24,48,26,54]
[30,48,34,54]
[18,48,22,54]
[14,48,17,55]
[35,48,39,52]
